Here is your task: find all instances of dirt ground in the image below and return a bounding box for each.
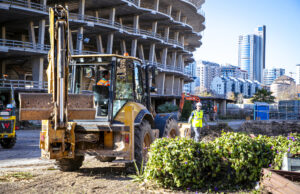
[0,157,161,194]
[0,121,248,194]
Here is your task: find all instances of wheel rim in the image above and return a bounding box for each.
[143,133,151,160]
[169,129,177,138]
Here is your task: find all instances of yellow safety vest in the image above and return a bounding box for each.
[192,110,203,128]
[97,79,110,86]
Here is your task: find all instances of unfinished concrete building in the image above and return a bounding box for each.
[0,0,205,107]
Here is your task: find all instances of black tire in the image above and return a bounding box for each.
[163,119,180,138]
[0,137,16,149]
[55,156,84,172]
[126,120,154,174]
[96,156,116,162]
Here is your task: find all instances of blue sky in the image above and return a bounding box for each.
[194,0,300,80]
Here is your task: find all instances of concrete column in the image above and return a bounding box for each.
[1,26,5,46]
[38,19,46,50]
[76,27,84,53]
[27,0,31,8]
[78,0,85,20]
[120,40,127,54]
[106,33,114,54]
[40,0,47,11]
[176,10,181,21]
[21,34,26,42]
[164,26,169,41]
[181,35,185,45]
[156,73,165,94]
[161,47,168,66]
[1,61,6,75]
[109,8,116,24]
[32,57,44,88]
[171,75,174,95]
[137,0,141,6]
[131,39,137,57]
[1,26,5,39]
[167,55,172,66]
[95,11,99,22]
[171,51,177,67]
[174,31,179,42]
[173,78,180,95]
[96,34,104,53]
[21,34,26,48]
[182,16,187,24]
[138,44,145,60]
[69,30,74,54]
[154,0,159,11]
[149,43,156,62]
[152,21,157,34]
[28,21,36,47]
[133,15,139,33]
[220,100,227,116]
[167,5,172,16]
[177,54,183,69]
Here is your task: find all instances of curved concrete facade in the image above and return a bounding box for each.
[0,0,205,105]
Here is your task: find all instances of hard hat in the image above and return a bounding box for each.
[196,102,202,107]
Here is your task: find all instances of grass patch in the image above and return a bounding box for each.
[0,172,35,182]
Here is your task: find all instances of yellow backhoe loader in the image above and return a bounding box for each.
[19,5,179,171]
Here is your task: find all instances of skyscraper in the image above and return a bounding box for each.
[264,68,285,85]
[197,60,220,93]
[297,64,300,84]
[238,25,266,82]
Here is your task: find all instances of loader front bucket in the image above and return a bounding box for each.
[19,93,95,120]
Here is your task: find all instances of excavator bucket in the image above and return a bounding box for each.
[19,93,95,120]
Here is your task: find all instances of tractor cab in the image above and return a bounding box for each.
[70,54,146,122]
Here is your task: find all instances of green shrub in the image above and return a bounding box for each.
[212,132,273,184]
[157,103,178,113]
[180,100,193,121]
[144,132,300,190]
[144,137,222,190]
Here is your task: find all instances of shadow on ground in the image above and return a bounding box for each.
[77,165,134,181]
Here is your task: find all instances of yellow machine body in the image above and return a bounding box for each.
[0,115,16,139]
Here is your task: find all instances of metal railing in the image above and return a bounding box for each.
[0,79,48,90]
[69,12,184,48]
[0,0,47,12]
[73,49,99,55]
[0,39,50,51]
[125,0,139,6]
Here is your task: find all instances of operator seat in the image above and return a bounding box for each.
[93,85,109,116]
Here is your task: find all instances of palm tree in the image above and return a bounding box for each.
[251,88,275,104]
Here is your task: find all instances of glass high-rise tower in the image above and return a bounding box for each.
[264,68,285,85]
[238,25,266,82]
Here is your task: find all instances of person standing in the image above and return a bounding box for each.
[213,104,218,122]
[188,102,209,142]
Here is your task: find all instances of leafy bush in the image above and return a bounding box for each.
[157,103,178,113]
[144,137,222,190]
[144,132,300,190]
[212,132,273,184]
[180,100,193,121]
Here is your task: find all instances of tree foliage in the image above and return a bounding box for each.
[180,100,193,121]
[157,103,178,113]
[251,88,275,104]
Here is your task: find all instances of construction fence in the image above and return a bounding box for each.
[226,101,300,120]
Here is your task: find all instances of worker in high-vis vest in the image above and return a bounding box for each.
[97,70,110,86]
[188,102,209,142]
